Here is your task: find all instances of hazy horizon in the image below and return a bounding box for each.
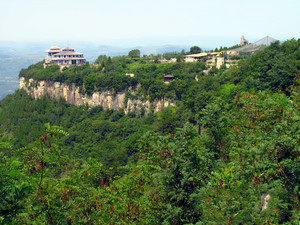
[1,0,299,48]
[0,35,294,54]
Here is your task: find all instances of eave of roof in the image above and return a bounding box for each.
[51,57,85,60]
[53,51,83,56]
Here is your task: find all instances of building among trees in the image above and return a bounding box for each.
[164,74,175,83]
[44,46,86,68]
[184,52,218,63]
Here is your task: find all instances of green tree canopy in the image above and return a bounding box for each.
[128,49,141,58]
[190,46,202,54]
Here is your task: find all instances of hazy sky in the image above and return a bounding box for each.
[0,0,299,47]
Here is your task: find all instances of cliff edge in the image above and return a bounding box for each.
[20,77,175,114]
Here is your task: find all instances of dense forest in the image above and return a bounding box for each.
[1,39,300,224]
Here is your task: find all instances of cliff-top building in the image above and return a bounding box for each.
[44,46,86,67]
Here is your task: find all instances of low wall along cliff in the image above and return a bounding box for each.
[19,77,175,114]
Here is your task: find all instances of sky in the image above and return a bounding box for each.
[0,0,300,48]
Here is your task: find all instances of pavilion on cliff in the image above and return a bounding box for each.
[44,46,86,68]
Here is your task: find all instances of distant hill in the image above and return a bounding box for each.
[85,45,190,61]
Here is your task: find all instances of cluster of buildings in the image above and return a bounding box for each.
[182,35,276,69]
[43,35,275,78]
[44,46,86,68]
[184,52,226,69]
[181,36,250,68]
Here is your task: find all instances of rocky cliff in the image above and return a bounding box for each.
[19,77,175,114]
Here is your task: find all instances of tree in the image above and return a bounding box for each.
[94,55,107,65]
[128,49,141,58]
[190,46,202,54]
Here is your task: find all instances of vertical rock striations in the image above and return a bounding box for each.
[19,77,175,114]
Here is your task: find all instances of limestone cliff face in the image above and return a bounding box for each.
[19,77,175,114]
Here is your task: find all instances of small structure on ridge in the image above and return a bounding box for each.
[164,75,175,83]
[240,35,249,46]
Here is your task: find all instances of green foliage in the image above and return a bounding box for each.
[228,55,242,60]
[196,90,300,224]
[19,54,209,102]
[215,44,241,52]
[128,49,141,58]
[162,52,178,60]
[1,39,300,224]
[0,89,159,169]
[94,54,107,65]
[239,39,300,91]
[190,46,202,54]
[0,151,28,223]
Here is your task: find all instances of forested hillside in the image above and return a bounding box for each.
[1,39,300,224]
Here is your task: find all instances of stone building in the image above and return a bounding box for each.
[216,57,225,69]
[240,35,249,46]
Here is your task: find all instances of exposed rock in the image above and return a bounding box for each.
[261,194,270,211]
[19,77,175,114]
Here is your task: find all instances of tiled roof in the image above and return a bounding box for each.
[62,46,75,51]
[50,46,61,50]
[164,74,174,78]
